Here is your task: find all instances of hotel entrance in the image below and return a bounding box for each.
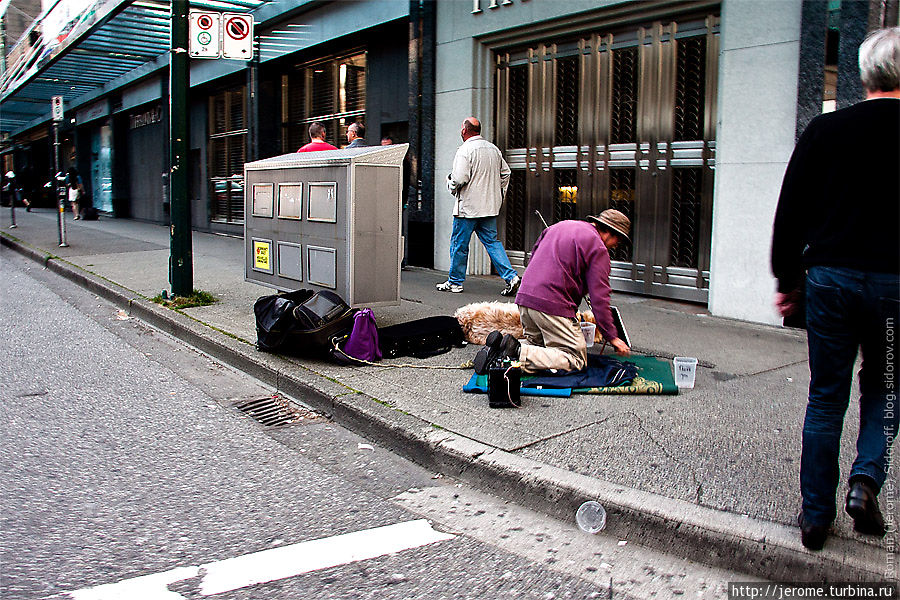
[495,14,719,302]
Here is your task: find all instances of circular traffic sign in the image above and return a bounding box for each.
[197,14,213,30]
[225,17,249,40]
[198,31,212,45]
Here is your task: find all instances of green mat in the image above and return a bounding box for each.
[574,354,678,395]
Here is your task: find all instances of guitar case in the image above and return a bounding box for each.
[378,316,465,359]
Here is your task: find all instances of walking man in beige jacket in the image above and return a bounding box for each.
[436,117,520,296]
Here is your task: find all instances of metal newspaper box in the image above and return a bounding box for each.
[244,144,408,307]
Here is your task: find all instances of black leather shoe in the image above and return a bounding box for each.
[474,330,504,375]
[501,333,520,361]
[846,479,886,537]
[797,511,829,551]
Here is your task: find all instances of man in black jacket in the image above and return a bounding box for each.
[771,27,900,551]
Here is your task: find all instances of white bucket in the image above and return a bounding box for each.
[580,322,596,347]
[673,356,698,389]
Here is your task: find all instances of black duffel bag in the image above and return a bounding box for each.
[254,289,356,353]
[378,316,465,359]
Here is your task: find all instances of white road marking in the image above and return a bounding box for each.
[62,520,454,599]
[199,519,454,595]
[69,566,200,600]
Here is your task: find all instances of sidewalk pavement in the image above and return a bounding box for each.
[2,209,896,581]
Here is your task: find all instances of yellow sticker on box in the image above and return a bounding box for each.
[253,240,271,270]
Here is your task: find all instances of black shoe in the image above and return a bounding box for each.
[797,511,829,551]
[473,331,504,375]
[501,333,520,361]
[846,478,886,537]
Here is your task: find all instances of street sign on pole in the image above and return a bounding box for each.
[189,10,221,58]
[51,96,64,122]
[222,13,253,60]
[171,0,193,296]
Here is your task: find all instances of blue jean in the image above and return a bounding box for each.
[801,266,900,525]
[447,216,517,285]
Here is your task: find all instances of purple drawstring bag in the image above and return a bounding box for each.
[340,308,381,362]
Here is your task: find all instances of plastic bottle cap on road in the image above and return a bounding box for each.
[575,500,607,534]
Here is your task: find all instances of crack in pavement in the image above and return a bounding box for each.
[628,410,704,505]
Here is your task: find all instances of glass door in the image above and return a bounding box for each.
[496,15,718,302]
[91,124,114,213]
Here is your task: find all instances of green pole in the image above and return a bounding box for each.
[169,0,192,296]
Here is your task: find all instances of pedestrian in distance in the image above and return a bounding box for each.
[297,122,338,152]
[474,210,632,375]
[65,167,85,220]
[345,122,367,148]
[771,26,900,551]
[436,117,520,296]
[3,171,30,211]
[1,171,10,206]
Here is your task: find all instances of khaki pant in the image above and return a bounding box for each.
[517,306,587,373]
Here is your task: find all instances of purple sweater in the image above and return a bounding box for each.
[515,220,617,343]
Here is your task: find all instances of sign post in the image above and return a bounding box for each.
[170,0,192,296]
[171,8,252,295]
[51,95,67,247]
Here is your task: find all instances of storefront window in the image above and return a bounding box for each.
[282,52,366,152]
[209,87,246,223]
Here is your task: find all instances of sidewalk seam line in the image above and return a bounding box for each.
[744,359,808,378]
[508,417,611,453]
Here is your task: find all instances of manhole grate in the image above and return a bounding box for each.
[234,395,320,426]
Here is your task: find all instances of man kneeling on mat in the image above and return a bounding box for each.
[474,210,632,375]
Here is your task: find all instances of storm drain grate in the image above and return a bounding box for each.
[234,395,321,426]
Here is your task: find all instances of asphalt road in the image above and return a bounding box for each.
[1,250,743,599]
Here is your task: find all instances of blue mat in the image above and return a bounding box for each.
[462,373,572,397]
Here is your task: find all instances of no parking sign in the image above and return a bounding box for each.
[222,13,253,60]
[188,11,253,60]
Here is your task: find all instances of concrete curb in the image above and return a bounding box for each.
[2,233,888,581]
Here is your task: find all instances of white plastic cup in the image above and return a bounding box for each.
[580,322,596,347]
[673,356,698,389]
[575,500,607,533]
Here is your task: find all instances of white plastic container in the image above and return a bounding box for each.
[575,501,607,533]
[673,356,698,389]
[580,322,596,347]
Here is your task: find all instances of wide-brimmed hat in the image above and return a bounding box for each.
[587,209,631,242]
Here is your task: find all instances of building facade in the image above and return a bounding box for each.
[2,0,896,325]
[433,0,894,325]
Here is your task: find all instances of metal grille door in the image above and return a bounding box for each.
[496,15,718,302]
[209,87,247,224]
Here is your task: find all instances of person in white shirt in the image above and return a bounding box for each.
[436,117,520,296]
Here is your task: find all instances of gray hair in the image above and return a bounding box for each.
[349,121,365,138]
[858,27,900,93]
